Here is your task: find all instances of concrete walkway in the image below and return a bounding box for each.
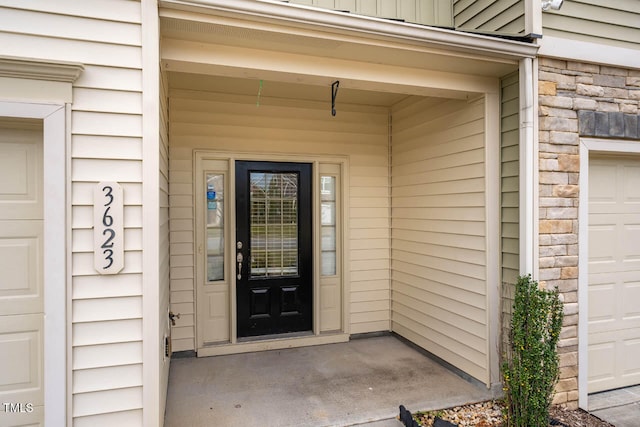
[589,385,640,427]
[164,335,496,427]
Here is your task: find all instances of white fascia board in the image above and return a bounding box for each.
[539,36,640,70]
[160,0,539,60]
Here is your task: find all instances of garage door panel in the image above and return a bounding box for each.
[0,128,43,220]
[0,405,43,427]
[622,281,640,320]
[623,163,640,200]
[0,220,43,316]
[588,282,615,326]
[0,314,44,405]
[588,155,640,393]
[589,163,617,203]
[622,338,640,384]
[588,224,615,263]
[588,339,616,388]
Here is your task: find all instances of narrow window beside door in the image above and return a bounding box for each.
[320,175,336,276]
[206,173,224,282]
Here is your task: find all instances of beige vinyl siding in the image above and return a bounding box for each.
[500,72,519,356]
[391,96,489,383]
[501,72,519,286]
[543,0,640,50]
[0,0,145,423]
[283,0,453,27]
[454,0,525,35]
[168,83,391,350]
[159,68,171,420]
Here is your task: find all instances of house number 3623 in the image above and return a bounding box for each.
[94,182,124,274]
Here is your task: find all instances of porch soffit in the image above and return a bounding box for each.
[159,0,536,98]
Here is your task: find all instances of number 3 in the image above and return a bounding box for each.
[103,249,114,269]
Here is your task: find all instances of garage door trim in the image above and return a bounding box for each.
[578,137,640,410]
[0,100,68,426]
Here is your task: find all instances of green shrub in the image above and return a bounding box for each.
[502,275,564,427]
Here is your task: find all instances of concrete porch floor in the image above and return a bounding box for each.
[164,335,497,427]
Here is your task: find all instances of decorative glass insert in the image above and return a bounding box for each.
[250,172,299,277]
[206,174,224,281]
[320,175,336,276]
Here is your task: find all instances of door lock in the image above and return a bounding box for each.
[169,311,181,326]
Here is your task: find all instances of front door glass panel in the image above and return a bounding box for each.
[249,172,298,278]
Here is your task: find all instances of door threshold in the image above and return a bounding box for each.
[197,332,350,357]
[237,330,314,343]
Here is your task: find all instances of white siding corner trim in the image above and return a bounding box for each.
[0,100,68,427]
[141,1,162,426]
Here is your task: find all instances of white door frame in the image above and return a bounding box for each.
[578,138,640,409]
[0,100,68,426]
[193,151,351,356]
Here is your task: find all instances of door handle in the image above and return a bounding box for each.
[236,241,244,280]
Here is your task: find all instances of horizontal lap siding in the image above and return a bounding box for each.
[501,72,519,357]
[169,88,390,350]
[454,0,525,35]
[501,72,519,286]
[0,0,145,423]
[391,96,489,383]
[543,0,640,49]
[283,0,453,27]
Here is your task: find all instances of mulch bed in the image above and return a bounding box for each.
[406,400,614,427]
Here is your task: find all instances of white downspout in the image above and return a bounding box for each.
[519,57,538,279]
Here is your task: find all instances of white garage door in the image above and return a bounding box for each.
[588,154,640,394]
[0,119,45,426]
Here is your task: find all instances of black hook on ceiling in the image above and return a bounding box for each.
[331,80,340,117]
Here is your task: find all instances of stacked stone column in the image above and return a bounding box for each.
[538,58,640,408]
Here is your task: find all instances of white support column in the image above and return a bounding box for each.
[519,57,538,279]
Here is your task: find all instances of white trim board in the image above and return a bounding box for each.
[539,36,640,70]
[578,138,640,410]
[0,100,68,427]
[141,1,162,426]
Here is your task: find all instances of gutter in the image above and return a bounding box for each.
[160,0,539,60]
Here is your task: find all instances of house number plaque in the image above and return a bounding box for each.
[94,182,124,274]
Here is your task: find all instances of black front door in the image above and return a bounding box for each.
[235,161,312,338]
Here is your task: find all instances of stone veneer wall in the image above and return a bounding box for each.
[538,58,640,408]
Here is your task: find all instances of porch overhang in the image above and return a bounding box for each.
[159,0,538,97]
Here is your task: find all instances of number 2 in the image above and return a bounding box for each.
[102,228,115,248]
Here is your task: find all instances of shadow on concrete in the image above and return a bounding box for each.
[164,335,497,427]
